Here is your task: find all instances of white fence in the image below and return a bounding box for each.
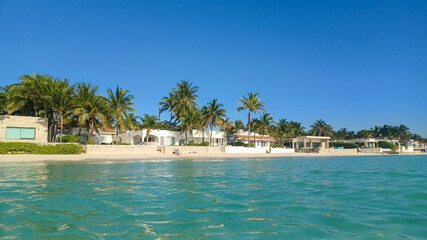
[271,148,295,154]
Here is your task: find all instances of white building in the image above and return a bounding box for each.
[67,127,115,144]
[229,130,275,148]
[119,129,227,146]
[342,138,379,148]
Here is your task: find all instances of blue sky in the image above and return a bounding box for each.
[1,0,426,136]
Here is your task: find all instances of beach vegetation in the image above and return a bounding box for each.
[107,86,136,145]
[60,135,81,143]
[1,74,426,148]
[0,142,83,154]
[201,99,226,146]
[378,141,397,151]
[236,92,267,145]
[140,114,161,143]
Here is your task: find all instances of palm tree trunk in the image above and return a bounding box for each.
[88,118,95,143]
[60,114,63,143]
[191,129,194,143]
[115,127,119,145]
[146,129,150,142]
[52,112,58,142]
[210,122,213,146]
[185,131,188,144]
[33,99,38,117]
[247,112,251,147]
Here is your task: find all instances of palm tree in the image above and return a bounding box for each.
[335,128,349,140]
[179,109,201,144]
[356,129,374,139]
[159,92,177,123]
[309,119,334,137]
[74,95,109,143]
[218,117,234,145]
[275,118,289,146]
[74,82,99,138]
[202,99,226,146]
[49,79,75,143]
[140,114,161,143]
[170,80,199,118]
[123,113,140,143]
[234,119,245,132]
[0,87,6,114]
[6,74,54,117]
[107,86,136,145]
[287,121,305,138]
[236,92,266,146]
[257,113,275,144]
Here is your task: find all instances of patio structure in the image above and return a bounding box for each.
[341,138,379,148]
[67,127,116,144]
[230,130,275,148]
[284,136,331,150]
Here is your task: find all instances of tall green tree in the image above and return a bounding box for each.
[236,92,266,146]
[0,87,6,114]
[309,119,334,137]
[49,79,75,143]
[234,119,245,132]
[140,114,161,143]
[202,99,226,146]
[179,109,201,144]
[74,95,109,143]
[218,117,234,145]
[6,74,53,117]
[170,80,199,118]
[107,86,136,145]
[256,113,275,143]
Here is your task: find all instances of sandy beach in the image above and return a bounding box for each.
[0,152,410,163]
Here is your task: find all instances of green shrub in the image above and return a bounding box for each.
[0,142,83,154]
[0,142,38,154]
[87,140,95,145]
[60,135,80,143]
[35,144,83,154]
[378,141,397,151]
[183,141,210,146]
[272,144,284,148]
[329,142,360,149]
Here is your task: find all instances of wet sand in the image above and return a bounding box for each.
[0,152,404,163]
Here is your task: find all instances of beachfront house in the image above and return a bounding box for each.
[0,115,48,144]
[120,129,227,146]
[341,138,379,148]
[121,129,180,146]
[413,142,427,153]
[284,136,331,150]
[185,130,227,146]
[229,130,275,148]
[67,127,116,144]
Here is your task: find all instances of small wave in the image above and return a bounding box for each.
[201,224,225,229]
[245,218,278,221]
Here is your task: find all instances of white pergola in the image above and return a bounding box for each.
[285,136,331,150]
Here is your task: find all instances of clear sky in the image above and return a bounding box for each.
[1,0,426,136]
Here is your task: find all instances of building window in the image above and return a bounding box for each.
[6,127,36,140]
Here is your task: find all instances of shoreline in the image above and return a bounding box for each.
[0,152,423,163]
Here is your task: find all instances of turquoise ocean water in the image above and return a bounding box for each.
[1,155,426,239]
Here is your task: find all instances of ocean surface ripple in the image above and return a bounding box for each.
[1,155,426,239]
